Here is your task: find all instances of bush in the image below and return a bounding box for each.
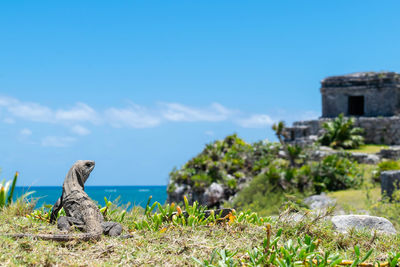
[309,154,362,193]
[319,113,364,149]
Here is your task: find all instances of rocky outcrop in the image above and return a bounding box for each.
[331,215,396,235]
[167,134,279,208]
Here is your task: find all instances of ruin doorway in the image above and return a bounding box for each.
[348,96,364,116]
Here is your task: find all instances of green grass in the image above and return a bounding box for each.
[2,199,400,265]
[345,144,388,154]
[328,187,380,212]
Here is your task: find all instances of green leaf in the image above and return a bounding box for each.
[7,172,18,205]
[360,249,373,263]
[354,245,360,257]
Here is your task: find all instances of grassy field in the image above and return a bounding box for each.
[345,144,388,154]
[1,196,400,266]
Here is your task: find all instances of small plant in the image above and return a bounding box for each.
[193,225,376,266]
[319,113,364,149]
[0,172,34,208]
[27,205,66,223]
[99,196,128,223]
[373,160,400,182]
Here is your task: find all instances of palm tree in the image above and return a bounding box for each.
[318,113,364,149]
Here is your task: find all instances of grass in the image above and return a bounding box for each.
[328,187,380,213]
[2,198,400,266]
[346,144,389,154]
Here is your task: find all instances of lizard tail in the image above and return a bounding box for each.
[6,233,102,242]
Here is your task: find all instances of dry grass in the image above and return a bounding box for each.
[2,200,400,266]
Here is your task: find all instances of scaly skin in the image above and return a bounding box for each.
[8,160,121,241]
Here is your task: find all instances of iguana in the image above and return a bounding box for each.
[10,160,122,241]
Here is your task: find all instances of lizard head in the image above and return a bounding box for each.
[74,160,95,185]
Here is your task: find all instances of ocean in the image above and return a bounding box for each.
[14,186,168,209]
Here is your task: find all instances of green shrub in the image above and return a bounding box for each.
[234,153,363,214]
[309,154,362,193]
[319,113,364,149]
[168,134,282,203]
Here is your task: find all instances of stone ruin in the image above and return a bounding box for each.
[284,72,400,145]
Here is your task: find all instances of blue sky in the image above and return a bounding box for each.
[1,1,400,185]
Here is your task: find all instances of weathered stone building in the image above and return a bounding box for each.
[285,72,400,145]
[321,72,400,117]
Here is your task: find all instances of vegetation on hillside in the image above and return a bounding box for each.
[168,131,364,215]
[168,134,280,197]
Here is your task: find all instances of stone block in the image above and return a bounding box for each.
[379,146,400,160]
[380,170,400,200]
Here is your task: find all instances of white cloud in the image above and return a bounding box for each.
[7,100,53,123]
[20,128,32,136]
[105,105,161,128]
[0,96,100,124]
[71,125,91,136]
[0,95,279,141]
[236,114,275,128]
[41,136,76,147]
[55,103,100,124]
[161,102,234,122]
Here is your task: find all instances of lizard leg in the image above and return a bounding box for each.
[50,195,63,224]
[57,216,71,231]
[101,222,122,236]
[57,216,85,231]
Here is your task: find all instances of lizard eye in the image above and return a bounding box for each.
[85,162,92,168]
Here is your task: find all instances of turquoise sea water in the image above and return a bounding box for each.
[14,186,167,209]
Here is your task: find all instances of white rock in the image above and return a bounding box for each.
[204,182,224,206]
[331,215,396,235]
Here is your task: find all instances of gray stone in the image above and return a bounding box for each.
[303,193,336,210]
[331,215,396,235]
[204,182,224,207]
[380,170,400,200]
[379,146,400,160]
[349,152,380,164]
[286,116,400,146]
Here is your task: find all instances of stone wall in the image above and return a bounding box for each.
[321,72,400,118]
[321,87,400,117]
[288,116,400,145]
